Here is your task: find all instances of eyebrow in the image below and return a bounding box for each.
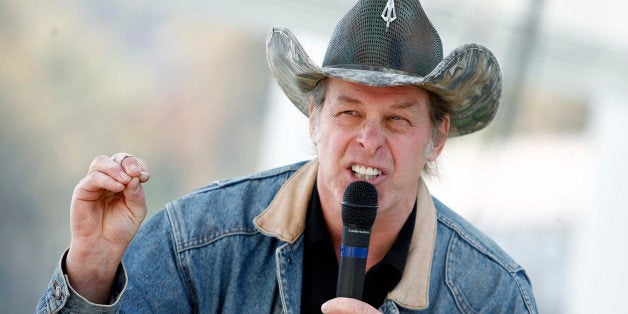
[336,95,361,104]
[336,95,419,109]
[391,102,419,110]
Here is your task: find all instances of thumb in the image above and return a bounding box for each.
[321,298,381,313]
[123,177,147,220]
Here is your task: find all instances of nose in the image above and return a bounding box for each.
[356,120,385,155]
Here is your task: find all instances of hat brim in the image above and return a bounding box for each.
[266,26,502,137]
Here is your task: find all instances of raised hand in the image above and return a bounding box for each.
[66,153,150,304]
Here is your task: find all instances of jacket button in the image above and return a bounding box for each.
[53,281,62,300]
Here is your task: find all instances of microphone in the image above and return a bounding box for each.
[336,181,378,299]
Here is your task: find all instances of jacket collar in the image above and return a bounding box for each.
[253,159,436,310]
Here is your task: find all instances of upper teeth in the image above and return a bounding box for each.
[352,164,382,180]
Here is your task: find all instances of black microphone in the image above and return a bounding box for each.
[336,181,378,299]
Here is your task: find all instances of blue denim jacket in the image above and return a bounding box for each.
[37,160,537,313]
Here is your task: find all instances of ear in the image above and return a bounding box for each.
[428,114,450,161]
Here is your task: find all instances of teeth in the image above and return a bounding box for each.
[351,164,382,180]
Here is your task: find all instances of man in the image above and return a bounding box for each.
[37,0,537,313]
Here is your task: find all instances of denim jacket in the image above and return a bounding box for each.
[37,159,537,313]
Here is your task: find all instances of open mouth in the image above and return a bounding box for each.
[351,164,382,180]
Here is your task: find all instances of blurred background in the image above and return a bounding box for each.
[1,0,626,312]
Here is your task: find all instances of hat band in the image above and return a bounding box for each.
[325,64,421,77]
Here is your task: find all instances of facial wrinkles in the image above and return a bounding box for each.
[314,80,437,225]
[332,84,422,137]
[340,109,399,181]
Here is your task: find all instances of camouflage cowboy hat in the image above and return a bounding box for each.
[266,0,502,137]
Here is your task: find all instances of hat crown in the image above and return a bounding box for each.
[323,0,443,77]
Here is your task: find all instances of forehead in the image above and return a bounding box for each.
[325,78,430,106]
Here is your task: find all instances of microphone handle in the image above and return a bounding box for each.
[336,251,368,298]
[336,225,371,299]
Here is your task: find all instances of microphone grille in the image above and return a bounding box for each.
[342,181,378,228]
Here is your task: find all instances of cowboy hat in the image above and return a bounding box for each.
[266,0,502,136]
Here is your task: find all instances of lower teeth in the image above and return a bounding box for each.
[354,172,377,180]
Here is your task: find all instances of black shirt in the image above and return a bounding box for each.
[300,184,416,313]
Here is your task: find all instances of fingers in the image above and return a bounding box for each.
[88,154,150,184]
[111,153,150,183]
[74,153,150,202]
[123,177,147,221]
[321,298,381,314]
[88,155,132,185]
[74,171,126,201]
[131,157,150,183]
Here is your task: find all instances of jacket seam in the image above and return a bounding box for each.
[511,270,537,313]
[166,207,199,313]
[177,228,260,253]
[445,232,478,314]
[275,242,290,314]
[436,212,521,273]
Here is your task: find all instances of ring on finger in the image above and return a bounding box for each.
[112,153,134,165]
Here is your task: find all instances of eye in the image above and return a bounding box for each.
[332,109,361,127]
[386,114,415,132]
[334,109,359,118]
[388,115,410,123]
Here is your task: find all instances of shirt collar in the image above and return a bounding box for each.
[304,183,329,252]
[304,183,416,275]
[380,204,415,274]
[254,159,437,310]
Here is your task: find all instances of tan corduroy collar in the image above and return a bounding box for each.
[253,159,437,310]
